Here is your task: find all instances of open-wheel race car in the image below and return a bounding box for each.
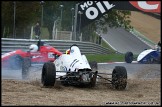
[41,44,127,90]
[1,39,62,79]
[125,44,161,64]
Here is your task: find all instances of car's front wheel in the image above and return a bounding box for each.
[125,52,133,63]
[41,62,56,87]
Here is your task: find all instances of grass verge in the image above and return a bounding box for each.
[86,54,125,63]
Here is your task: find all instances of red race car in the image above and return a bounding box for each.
[2,40,62,70]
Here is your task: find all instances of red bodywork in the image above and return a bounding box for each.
[2,45,62,67]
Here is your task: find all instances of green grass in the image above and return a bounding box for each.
[86,53,139,63]
[86,54,125,63]
[87,40,125,63]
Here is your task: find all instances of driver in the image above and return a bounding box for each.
[158,41,161,47]
[37,40,45,51]
[66,49,70,54]
[29,44,38,52]
[154,41,161,52]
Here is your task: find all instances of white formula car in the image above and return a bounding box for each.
[125,42,161,64]
[125,48,161,64]
[41,44,127,90]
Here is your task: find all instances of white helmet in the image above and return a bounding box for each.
[29,44,38,52]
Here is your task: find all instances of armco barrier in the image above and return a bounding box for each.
[1,38,111,55]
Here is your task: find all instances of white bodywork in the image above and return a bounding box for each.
[137,49,155,61]
[54,45,91,78]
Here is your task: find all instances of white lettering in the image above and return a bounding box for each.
[86,7,98,19]
[80,1,94,10]
[80,2,89,10]
[138,1,159,10]
[103,1,115,10]
[87,1,93,6]
[96,2,106,13]
[81,1,115,20]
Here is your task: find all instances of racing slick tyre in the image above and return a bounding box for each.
[112,66,127,90]
[22,57,31,79]
[9,55,23,70]
[89,61,98,71]
[41,62,56,87]
[125,52,133,63]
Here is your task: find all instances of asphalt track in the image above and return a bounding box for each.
[101,27,151,54]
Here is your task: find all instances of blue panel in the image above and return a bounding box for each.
[139,51,160,64]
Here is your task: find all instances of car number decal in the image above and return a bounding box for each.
[48,52,54,58]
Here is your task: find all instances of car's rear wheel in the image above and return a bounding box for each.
[112,66,127,90]
[41,62,56,87]
[125,52,133,63]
